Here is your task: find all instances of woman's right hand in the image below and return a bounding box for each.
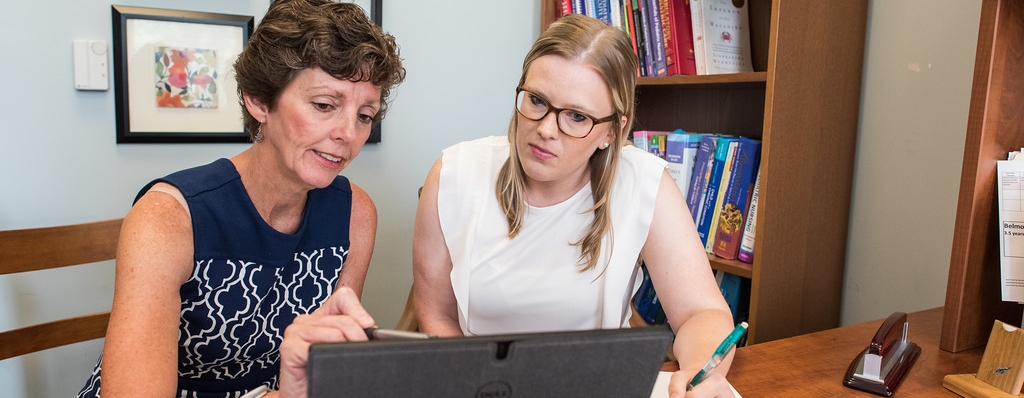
[276,287,376,398]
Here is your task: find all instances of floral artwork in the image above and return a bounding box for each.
[155,46,218,108]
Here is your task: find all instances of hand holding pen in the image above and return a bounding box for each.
[687,321,748,391]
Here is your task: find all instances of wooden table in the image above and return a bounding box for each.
[719,307,984,396]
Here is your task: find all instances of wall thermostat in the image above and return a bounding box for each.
[73,40,109,91]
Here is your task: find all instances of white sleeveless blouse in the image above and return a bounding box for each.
[438,136,665,335]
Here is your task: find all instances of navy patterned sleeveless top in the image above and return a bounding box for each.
[78,158,352,398]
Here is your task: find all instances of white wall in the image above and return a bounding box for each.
[841,0,982,325]
[0,0,537,396]
[0,0,987,396]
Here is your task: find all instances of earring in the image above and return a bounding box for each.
[254,123,264,143]
[601,142,610,149]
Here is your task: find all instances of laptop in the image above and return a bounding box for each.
[307,325,674,398]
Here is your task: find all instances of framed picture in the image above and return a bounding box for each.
[276,0,383,142]
[352,0,382,143]
[112,6,253,143]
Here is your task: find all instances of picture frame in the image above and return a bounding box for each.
[112,5,254,143]
[353,0,383,143]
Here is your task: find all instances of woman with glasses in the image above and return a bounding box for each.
[413,13,736,398]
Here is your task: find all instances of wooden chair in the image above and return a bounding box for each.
[0,218,122,360]
[395,284,419,332]
[396,187,422,332]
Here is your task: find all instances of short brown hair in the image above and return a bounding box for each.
[234,0,406,140]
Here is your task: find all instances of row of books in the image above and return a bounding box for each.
[716,270,750,332]
[634,130,761,263]
[556,0,754,76]
[632,263,750,331]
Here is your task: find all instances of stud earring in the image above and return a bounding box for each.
[601,142,610,149]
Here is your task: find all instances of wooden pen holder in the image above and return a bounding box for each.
[944,320,1024,397]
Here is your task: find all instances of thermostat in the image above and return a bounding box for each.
[73,40,109,91]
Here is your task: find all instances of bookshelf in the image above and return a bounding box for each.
[941,0,1024,353]
[541,0,868,344]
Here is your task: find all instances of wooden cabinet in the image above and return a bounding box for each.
[541,0,868,344]
[942,0,1024,353]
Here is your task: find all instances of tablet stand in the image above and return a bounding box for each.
[842,312,921,396]
[944,320,1024,398]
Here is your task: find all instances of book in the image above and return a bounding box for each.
[632,262,667,324]
[689,0,753,75]
[644,0,667,76]
[609,0,623,30]
[632,130,669,156]
[652,133,667,158]
[712,137,760,260]
[622,0,639,72]
[665,130,703,200]
[573,0,586,15]
[664,0,697,75]
[685,134,718,221]
[703,138,739,252]
[715,271,750,325]
[636,0,654,76]
[696,136,737,247]
[737,169,760,263]
[594,0,613,24]
[560,0,574,17]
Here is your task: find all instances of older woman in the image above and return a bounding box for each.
[77,1,404,397]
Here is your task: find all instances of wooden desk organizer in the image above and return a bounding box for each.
[944,320,1024,397]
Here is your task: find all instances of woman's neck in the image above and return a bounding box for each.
[231,147,308,234]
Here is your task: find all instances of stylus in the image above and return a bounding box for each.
[364,327,435,340]
[686,322,748,391]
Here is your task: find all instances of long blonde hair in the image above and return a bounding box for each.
[495,14,638,272]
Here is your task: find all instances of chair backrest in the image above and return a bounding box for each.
[0,218,122,360]
[395,284,419,332]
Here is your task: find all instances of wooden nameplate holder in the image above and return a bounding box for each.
[843,312,921,396]
[944,320,1024,398]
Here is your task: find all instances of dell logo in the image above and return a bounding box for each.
[476,381,512,398]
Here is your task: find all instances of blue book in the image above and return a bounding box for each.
[685,134,718,221]
[712,137,761,260]
[716,271,748,324]
[666,130,703,200]
[594,0,613,24]
[737,170,761,264]
[573,0,586,14]
[644,0,667,76]
[636,0,654,76]
[631,262,666,325]
[696,136,737,246]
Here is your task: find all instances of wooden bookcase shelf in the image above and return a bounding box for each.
[942,0,1024,353]
[542,0,868,344]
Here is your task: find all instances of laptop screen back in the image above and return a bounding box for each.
[307,325,674,398]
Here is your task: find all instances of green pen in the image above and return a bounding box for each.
[686,321,748,391]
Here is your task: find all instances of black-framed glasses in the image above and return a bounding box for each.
[515,88,617,138]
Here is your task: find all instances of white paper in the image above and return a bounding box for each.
[649,371,741,398]
[997,157,1024,302]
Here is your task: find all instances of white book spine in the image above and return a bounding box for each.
[737,170,760,263]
